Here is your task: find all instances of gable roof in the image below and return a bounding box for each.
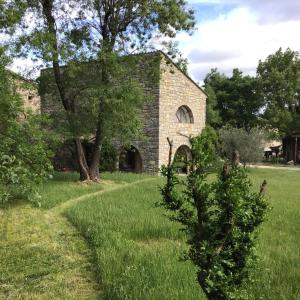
[156,51,207,97]
[41,50,207,96]
[128,50,207,96]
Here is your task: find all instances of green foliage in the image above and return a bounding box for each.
[100,140,117,172]
[205,84,221,128]
[160,128,268,300]
[0,114,53,205]
[1,170,298,299]
[39,54,157,142]
[0,49,53,204]
[204,68,263,131]
[204,48,300,136]
[66,177,203,300]
[219,127,266,165]
[257,48,300,136]
[2,0,196,180]
[162,40,189,74]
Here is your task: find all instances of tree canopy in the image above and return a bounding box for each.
[257,48,300,136]
[1,0,195,181]
[0,47,52,205]
[204,48,300,137]
[204,68,263,131]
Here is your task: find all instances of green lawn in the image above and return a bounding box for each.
[0,169,299,299]
[37,172,151,209]
[0,200,101,300]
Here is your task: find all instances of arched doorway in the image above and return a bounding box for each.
[119,146,142,173]
[174,145,192,174]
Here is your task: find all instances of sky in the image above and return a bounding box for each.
[179,0,300,83]
[8,0,300,82]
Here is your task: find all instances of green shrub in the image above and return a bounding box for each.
[100,140,117,172]
[219,127,266,165]
[160,128,269,300]
[0,49,53,205]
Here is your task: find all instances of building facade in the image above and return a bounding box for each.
[40,52,207,173]
[9,71,41,115]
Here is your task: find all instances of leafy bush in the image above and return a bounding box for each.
[0,116,53,205]
[0,49,53,205]
[160,128,268,300]
[219,127,266,165]
[100,140,117,172]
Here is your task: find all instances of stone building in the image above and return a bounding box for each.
[9,70,40,115]
[40,51,207,173]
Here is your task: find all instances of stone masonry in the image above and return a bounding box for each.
[17,82,40,114]
[113,52,206,172]
[9,71,41,115]
[39,51,206,173]
[158,56,206,168]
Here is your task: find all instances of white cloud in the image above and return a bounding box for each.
[7,2,300,82]
[188,0,300,23]
[178,6,300,83]
[8,57,42,79]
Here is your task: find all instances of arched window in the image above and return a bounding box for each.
[176,105,194,123]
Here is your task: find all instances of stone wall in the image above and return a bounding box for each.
[39,55,161,173]
[158,57,206,168]
[39,52,206,173]
[112,54,161,173]
[20,90,40,114]
[13,76,41,115]
[115,87,160,173]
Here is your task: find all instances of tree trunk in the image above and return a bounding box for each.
[42,1,96,182]
[89,141,102,181]
[89,147,101,181]
[74,137,90,181]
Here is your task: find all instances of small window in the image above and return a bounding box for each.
[176,105,194,123]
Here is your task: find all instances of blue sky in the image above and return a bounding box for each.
[178,0,300,83]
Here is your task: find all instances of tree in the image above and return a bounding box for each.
[257,48,300,136]
[0,48,53,205]
[160,129,268,300]
[205,83,221,127]
[219,127,266,165]
[204,69,263,131]
[2,0,195,181]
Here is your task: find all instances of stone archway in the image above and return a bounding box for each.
[174,145,192,174]
[119,146,143,173]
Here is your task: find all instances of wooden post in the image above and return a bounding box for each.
[259,180,267,196]
[167,137,173,167]
[232,150,240,166]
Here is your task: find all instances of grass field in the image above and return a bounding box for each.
[0,169,299,299]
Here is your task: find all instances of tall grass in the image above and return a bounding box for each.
[66,169,300,300]
[66,177,205,300]
[37,171,147,209]
[247,169,300,299]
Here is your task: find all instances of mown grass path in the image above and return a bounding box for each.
[50,177,157,214]
[0,202,100,300]
[1,170,299,299]
[0,176,154,300]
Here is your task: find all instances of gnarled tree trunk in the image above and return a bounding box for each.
[74,137,90,181]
